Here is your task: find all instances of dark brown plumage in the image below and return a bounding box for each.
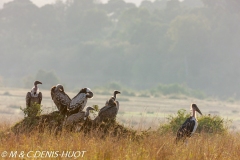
[64,106,94,131]
[25,81,42,116]
[51,84,71,116]
[26,81,42,107]
[94,91,120,124]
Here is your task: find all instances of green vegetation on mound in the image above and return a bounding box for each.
[20,103,42,117]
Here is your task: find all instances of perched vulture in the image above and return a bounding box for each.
[176,104,203,143]
[67,88,93,116]
[25,81,42,116]
[94,90,121,124]
[64,106,94,131]
[51,84,71,116]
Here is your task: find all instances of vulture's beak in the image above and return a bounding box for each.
[114,90,121,94]
[87,106,95,111]
[113,90,121,99]
[34,81,42,85]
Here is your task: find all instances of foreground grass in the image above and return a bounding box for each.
[1,123,240,160]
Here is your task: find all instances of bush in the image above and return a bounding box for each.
[3,91,11,96]
[105,82,122,90]
[158,109,229,134]
[151,83,206,99]
[157,84,189,95]
[138,93,150,97]
[121,90,135,97]
[159,109,190,134]
[197,115,230,133]
[20,103,42,117]
[35,70,60,89]
[191,90,206,99]
[93,82,124,95]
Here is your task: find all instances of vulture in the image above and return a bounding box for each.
[51,84,71,116]
[64,106,94,131]
[67,88,93,116]
[94,90,121,124]
[26,81,42,108]
[176,104,202,143]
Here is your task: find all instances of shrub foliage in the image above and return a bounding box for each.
[20,103,42,117]
[159,109,230,134]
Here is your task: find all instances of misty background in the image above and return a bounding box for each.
[0,0,240,99]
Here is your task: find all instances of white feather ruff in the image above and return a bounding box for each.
[191,117,198,136]
[31,88,39,97]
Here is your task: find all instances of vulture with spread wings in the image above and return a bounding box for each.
[67,88,93,116]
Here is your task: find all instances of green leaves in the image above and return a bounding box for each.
[197,115,231,134]
[20,103,42,117]
[158,109,229,134]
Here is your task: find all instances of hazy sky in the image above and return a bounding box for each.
[0,0,156,8]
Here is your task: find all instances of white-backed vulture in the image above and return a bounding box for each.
[67,88,93,116]
[26,81,42,115]
[64,106,94,131]
[51,84,71,116]
[94,90,120,124]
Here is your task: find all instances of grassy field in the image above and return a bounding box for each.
[0,87,240,159]
[0,123,240,160]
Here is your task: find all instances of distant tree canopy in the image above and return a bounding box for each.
[22,70,60,90]
[0,0,240,98]
[35,70,60,90]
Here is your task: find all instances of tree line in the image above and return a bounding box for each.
[0,0,240,98]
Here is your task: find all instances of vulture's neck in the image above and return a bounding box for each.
[85,108,91,117]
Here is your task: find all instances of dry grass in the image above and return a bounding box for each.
[1,122,240,160]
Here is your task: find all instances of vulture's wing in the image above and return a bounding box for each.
[38,92,42,104]
[99,97,118,117]
[105,100,109,106]
[64,112,85,126]
[116,101,119,112]
[99,105,118,119]
[26,92,31,107]
[50,86,56,100]
[98,105,113,116]
[68,92,87,114]
[51,86,71,113]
